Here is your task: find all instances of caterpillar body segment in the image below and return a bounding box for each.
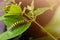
[8,19,31,31]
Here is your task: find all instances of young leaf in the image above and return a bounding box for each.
[27,0,34,11]
[2,4,22,17]
[27,7,49,20]
[34,7,49,17]
[31,0,34,11]
[27,0,35,20]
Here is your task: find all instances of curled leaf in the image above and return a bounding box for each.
[2,4,22,17]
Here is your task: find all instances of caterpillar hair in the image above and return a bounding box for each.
[8,19,31,31]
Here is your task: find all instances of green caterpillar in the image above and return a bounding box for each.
[8,19,31,31]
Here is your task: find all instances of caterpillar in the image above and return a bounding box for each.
[8,19,31,31]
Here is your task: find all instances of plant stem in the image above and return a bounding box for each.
[24,13,57,40]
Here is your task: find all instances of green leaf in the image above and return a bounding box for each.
[27,7,49,20]
[34,7,49,17]
[3,4,22,16]
[0,22,31,40]
[34,5,54,17]
[0,15,31,40]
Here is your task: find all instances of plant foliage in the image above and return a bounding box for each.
[0,0,51,40]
